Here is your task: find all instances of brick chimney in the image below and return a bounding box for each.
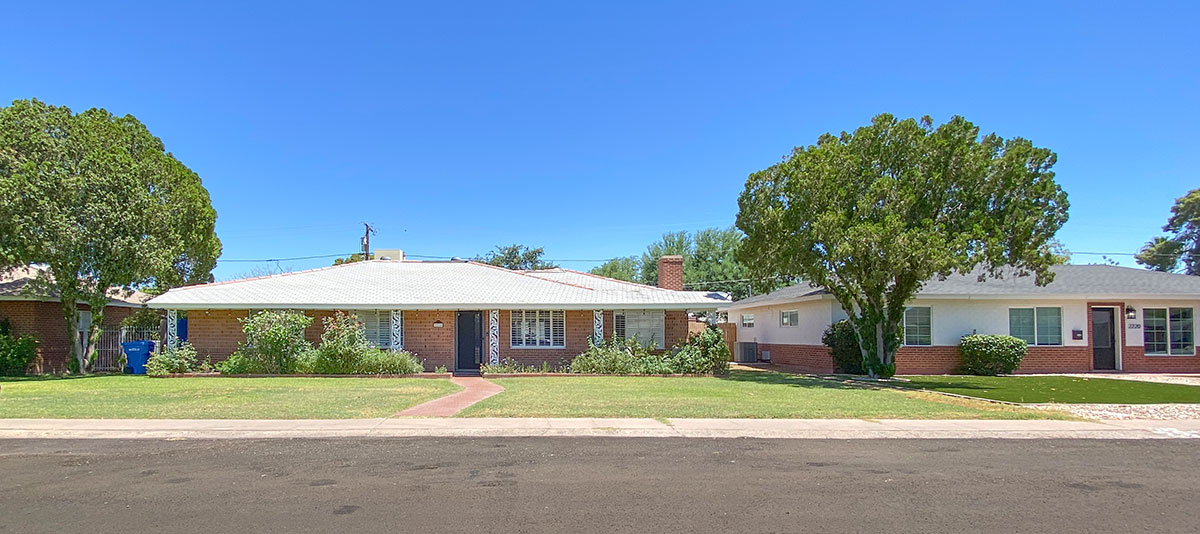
[657,255,684,291]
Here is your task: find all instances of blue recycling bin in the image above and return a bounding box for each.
[121,340,156,375]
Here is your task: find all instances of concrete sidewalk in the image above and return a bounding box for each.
[2,417,1199,440]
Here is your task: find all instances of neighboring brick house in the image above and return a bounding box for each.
[0,266,148,373]
[722,265,1200,374]
[147,254,727,374]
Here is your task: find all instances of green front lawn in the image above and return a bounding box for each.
[0,375,461,419]
[896,375,1200,404]
[458,369,1064,419]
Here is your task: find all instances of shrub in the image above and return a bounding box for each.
[231,310,313,374]
[309,312,375,374]
[668,326,731,375]
[353,349,424,374]
[216,351,258,374]
[482,358,567,374]
[569,328,731,375]
[570,336,653,374]
[434,365,448,374]
[959,334,1027,375]
[121,308,163,330]
[0,320,38,376]
[822,320,865,375]
[145,342,200,377]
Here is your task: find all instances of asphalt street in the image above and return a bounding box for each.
[0,437,1195,533]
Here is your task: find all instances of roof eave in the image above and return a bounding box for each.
[147,301,727,311]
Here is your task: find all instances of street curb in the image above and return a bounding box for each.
[1,418,1197,440]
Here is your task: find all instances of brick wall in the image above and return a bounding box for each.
[0,301,135,373]
[186,309,248,361]
[758,343,834,373]
[177,307,706,371]
[1121,345,1200,372]
[402,310,455,370]
[304,310,338,345]
[665,310,688,348]
[893,346,1093,374]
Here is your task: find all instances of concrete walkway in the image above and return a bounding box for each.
[395,376,503,417]
[2,417,1199,440]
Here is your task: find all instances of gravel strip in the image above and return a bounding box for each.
[1034,403,1200,420]
[1061,373,1200,387]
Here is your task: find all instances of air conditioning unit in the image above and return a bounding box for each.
[760,350,771,363]
[735,342,758,363]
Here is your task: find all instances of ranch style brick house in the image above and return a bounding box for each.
[147,254,727,373]
[723,265,1200,374]
[0,266,148,373]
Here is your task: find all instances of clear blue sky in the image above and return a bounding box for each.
[2,1,1197,280]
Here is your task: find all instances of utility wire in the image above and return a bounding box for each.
[217,253,358,263]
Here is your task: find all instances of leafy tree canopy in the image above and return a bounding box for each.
[589,226,758,299]
[737,113,1068,377]
[1136,189,1200,274]
[0,98,221,372]
[475,244,557,271]
[332,253,370,265]
[590,256,639,282]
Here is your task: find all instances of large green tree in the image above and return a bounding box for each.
[1136,189,1200,274]
[0,99,221,372]
[590,256,640,282]
[592,227,756,298]
[638,231,692,286]
[475,244,557,270]
[737,114,1068,377]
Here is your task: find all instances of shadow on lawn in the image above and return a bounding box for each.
[718,370,861,390]
[0,374,124,383]
[898,379,999,392]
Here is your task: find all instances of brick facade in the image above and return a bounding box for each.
[185,309,249,361]
[892,346,1093,374]
[758,343,835,373]
[183,307,695,371]
[401,310,455,370]
[0,300,135,373]
[742,299,1200,375]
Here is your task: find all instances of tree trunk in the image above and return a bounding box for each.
[872,323,886,378]
[60,298,83,374]
[80,304,108,374]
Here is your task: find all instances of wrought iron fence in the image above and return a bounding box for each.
[93,326,162,372]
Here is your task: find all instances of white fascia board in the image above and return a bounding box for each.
[720,293,831,311]
[913,293,1200,301]
[147,302,724,311]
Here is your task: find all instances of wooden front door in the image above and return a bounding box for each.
[1091,308,1117,370]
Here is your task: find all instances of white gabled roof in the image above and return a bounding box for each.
[147,260,729,311]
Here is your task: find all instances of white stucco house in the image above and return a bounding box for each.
[721,265,1200,374]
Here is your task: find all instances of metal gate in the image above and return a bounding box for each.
[93,327,162,372]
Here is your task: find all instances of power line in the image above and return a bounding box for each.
[218,253,355,262]
[213,249,1184,269]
